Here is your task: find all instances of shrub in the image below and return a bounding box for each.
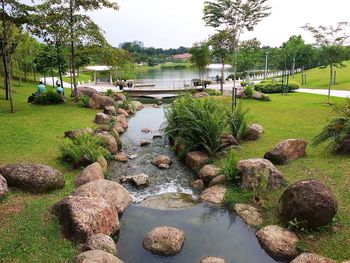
[313,100,350,152]
[59,133,110,168]
[243,85,254,99]
[226,103,249,140]
[254,80,300,94]
[81,95,90,108]
[240,81,249,87]
[33,89,65,105]
[163,95,227,157]
[105,89,114,98]
[217,150,239,184]
[206,89,221,96]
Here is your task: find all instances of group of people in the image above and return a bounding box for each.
[36,80,64,95]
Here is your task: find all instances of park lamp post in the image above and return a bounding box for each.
[264,51,269,80]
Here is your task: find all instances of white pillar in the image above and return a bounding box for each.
[94,71,97,85]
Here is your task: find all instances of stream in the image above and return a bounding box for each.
[111,107,279,263]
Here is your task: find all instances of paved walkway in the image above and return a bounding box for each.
[297,88,350,98]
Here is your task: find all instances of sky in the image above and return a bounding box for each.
[89,0,350,49]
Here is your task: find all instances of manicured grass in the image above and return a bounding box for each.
[0,81,99,262]
[292,60,350,90]
[219,94,350,261]
[62,72,93,85]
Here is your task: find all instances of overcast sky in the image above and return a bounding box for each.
[89,0,350,49]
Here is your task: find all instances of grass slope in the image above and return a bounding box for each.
[0,81,98,262]
[292,60,350,90]
[219,94,350,261]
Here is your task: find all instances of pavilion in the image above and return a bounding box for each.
[85,65,113,85]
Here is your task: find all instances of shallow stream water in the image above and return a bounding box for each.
[112,107,279,263]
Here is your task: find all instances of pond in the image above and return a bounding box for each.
[112,107,280,263]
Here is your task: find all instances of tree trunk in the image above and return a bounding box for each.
[56,39,64,91]
[232,52,238,111]
[69,0,78,101]
[328,64,333,104]
[291,57,295,77]
[220,57,225,95]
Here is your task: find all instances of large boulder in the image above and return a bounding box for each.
[0,163,65,193]
[234,204,263,227]
[143,226,185,256]
[151,155,172,169]
[264,139,308,165]
[253,91,269,101]
[199,185,227,204]
[112,123,125,134]
[336,134,350,154]
[278,180,338,229]
[191,179,204,191]
[64,127,94,139]
[237,158,284,190]
[244,123,264,141]
[200,257,226,263]
[198,165,221,184]
[0,174,9,198]
[95,132,118,154]
[104,106,117,116]
[290,253,336,263]
[256,225,299,259]
[89,93,115,109]
[185,151,209,170]
[117,108,129,117]
[81,234,117,255]
[114,93,126,102]
[193,92,209,99]
[52,196,119,243]
[97,156,108,172]
[72,179,132,214]
[95,113,111,125]
[76,86,98,97]
[120,174,150,188]
[220,134,238,148]
[209,175,225,187]
[111,115,128,130]
[76,250,124,263]
[132,101,144,111]
[75,162,104,187]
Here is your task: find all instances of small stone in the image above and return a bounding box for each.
[76,250,124,263]
[127,154,138,160]
[141,128,151,133]
[132,101,144,111]
[245,123,264,141]
[115,152,128,162]
[290,253,336,263]
[140,140,151,147]
[256,225,299,258]
[153,134,163,139]
[200,256,226,263]
[159,163,170,169]
[151,155,172,168]
[97,156,108,172]
[143,226,185,256]
[199,185,227,204]
[209,175,225,187]
[185,151,209,170]
[198,165,221,183]
[104,106,117,116]
[117,108,129,117]
[81,234,117,255]
[234,204,263,227]
[120,174,150,188]
[191,179,204,191]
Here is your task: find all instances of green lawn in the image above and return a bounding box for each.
[0,81,99,262]
[219,94,350,261]
[0,83,349,261]
[292,60,350,90]
[62,72,93,85]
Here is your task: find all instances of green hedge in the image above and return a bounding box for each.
[254,80,300,94]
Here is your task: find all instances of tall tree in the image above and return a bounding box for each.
[0,0,29,112]
[203,0,271,108]
[189,42,210,82]
[48,0,118,100]
[209,30,235,94]
[303,22,350,104]
[236,38,262,77]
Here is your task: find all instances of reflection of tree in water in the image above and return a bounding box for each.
[198,204,237,228]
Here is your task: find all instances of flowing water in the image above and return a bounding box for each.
[112,107,279,263]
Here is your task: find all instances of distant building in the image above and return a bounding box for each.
[172,53,192,60]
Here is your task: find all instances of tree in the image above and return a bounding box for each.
[236,38,262,77]
[189,42,210,81]
[47,0,119,101]
[203,0,271,108]
[303,22,350,104]
[209,30,235,94]
[0,0,30,112]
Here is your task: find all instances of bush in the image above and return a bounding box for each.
[80,95,90,108]
[240,81,249,87]
[217,150,239,184]
[33,89,65,105]
[313,100,350,152]
[254,80,300,94]
[243,85,254,99]
[105,89,114,98]
[59,134,110,168]
[226,103,249,140]
[206,89,221,96]
[163,95,227,157]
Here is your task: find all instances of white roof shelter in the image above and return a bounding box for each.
[206,64,232,70]
[85,65,113,85]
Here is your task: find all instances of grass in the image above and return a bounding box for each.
[218,93,350,261]
[292,60,350,90]
[0,81,99,262]
[62,72,93,84]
